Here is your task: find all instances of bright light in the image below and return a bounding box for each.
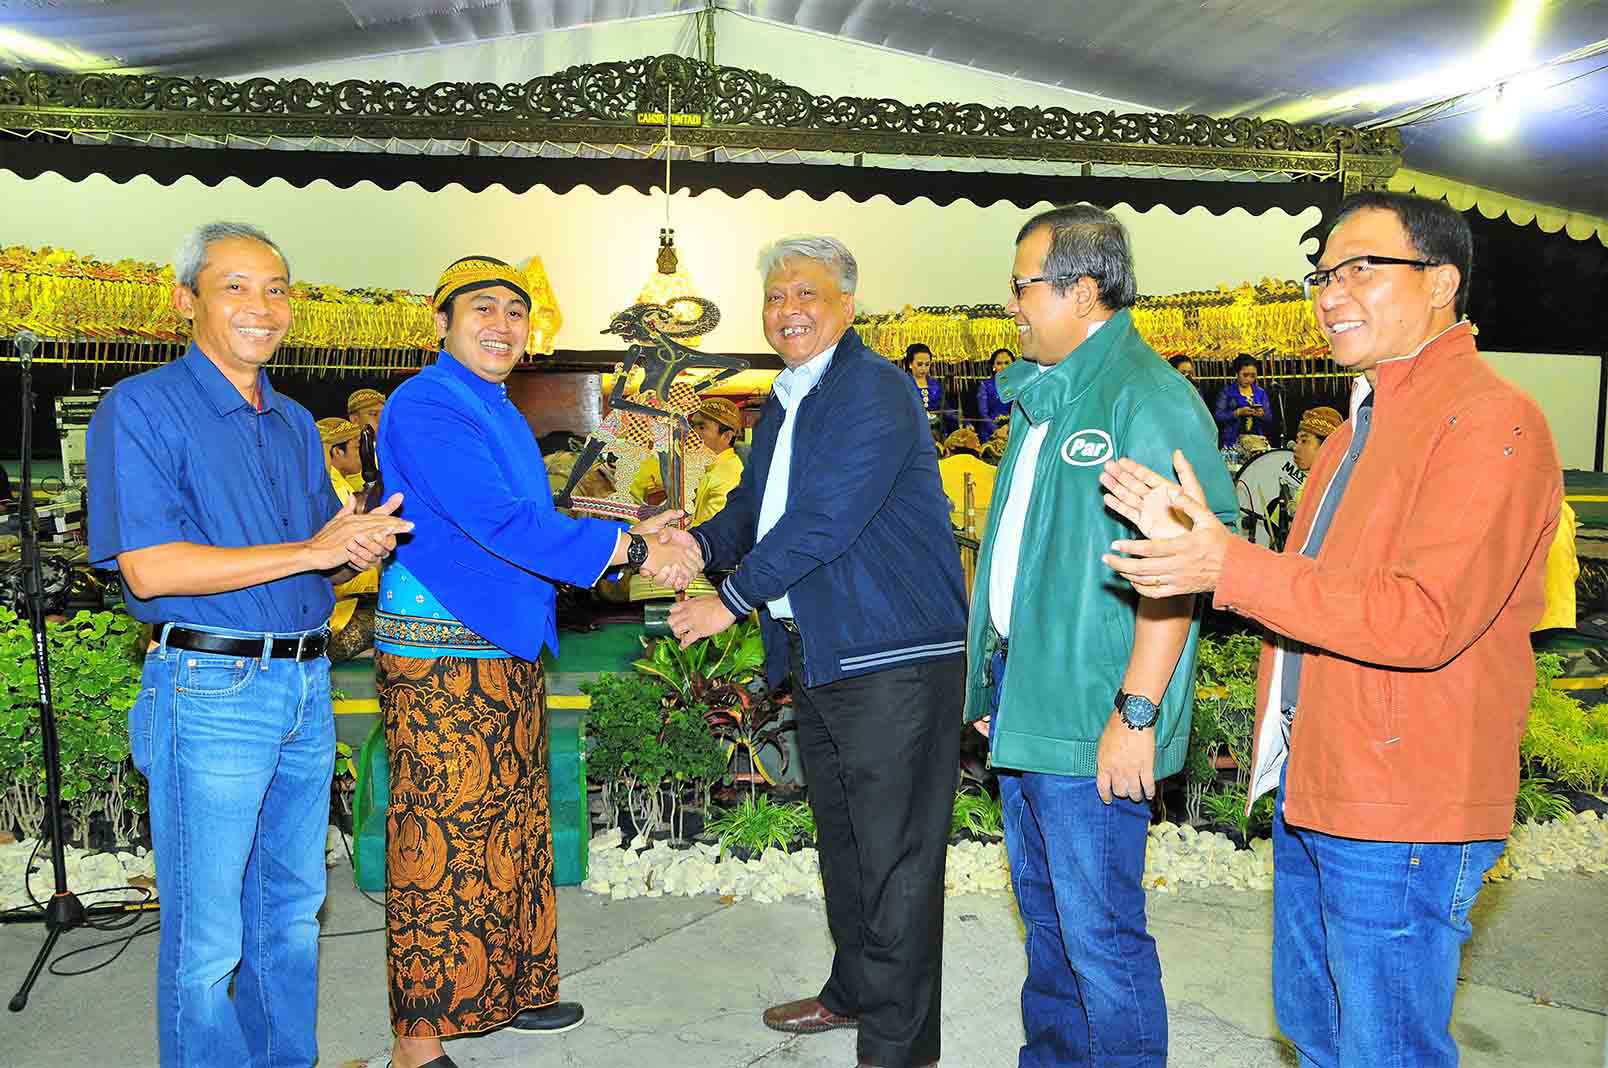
[0,29,116,71]
[1479,85,1520,140]
[1265,0,1545,123]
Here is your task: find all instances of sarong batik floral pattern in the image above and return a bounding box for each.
[377,652,557,1037]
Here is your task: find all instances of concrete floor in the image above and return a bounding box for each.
[2,859,1604,1067]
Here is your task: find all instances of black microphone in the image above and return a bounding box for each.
[14,330,39,366]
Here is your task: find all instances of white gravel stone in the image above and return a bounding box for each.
[577,810,1608,901]
[5,811,1602,913]
[0,838,156,911]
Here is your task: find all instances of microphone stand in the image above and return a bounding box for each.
[2,333,152,1012]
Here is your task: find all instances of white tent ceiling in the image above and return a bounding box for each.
[2,2,1606,217]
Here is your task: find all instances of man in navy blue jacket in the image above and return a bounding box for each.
[670,235,967,1068]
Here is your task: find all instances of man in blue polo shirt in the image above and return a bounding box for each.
[87,221,413,1068]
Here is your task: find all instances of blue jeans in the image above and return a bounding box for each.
[130,624,336,1068]
[1272,777,1506,1068]
[1000,771,1166,1068]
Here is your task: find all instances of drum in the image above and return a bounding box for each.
[1233,448,1306,548]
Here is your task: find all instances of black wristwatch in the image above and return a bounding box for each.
[1115,690,1159,730]
[626,532,649,569]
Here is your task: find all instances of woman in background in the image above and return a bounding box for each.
[974,347,1013,436]
[1214,353,1273,450]
[902,343,948,432]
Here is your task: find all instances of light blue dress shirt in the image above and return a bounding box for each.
[755,341,838,619]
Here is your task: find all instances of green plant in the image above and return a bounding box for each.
[331,740,356,818]
[635,621,795,787]
[0,608,147,846]
[1514,773,1574,824]
[951,789,1003,840]
[703,793,814,855]
[1182,633,1264,824]
[1200,785,1247,835]
[580,671,726,839]
[634,619,766,700]
[1193,632,1263,703]
[791,798,816,842]
[1200,784,1274,841]
[1522,655,1608,795]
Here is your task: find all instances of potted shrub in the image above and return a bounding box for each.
[634,621,796,788]
[579,670,726,843]
[0,608,147,848]
[1523,653,1608,814]
[702,793,814,860]
[951,789,1003,843]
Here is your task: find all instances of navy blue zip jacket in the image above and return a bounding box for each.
[691,328,967,690]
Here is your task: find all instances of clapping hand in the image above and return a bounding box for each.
[1098,450,1231,598]
[310,492,411,572]
[1099,455,1200,540]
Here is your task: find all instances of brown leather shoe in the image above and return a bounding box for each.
[761,996,858,1034]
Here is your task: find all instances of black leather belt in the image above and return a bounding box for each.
[161,624,329,661]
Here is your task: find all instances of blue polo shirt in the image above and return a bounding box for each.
[87,344,341,632]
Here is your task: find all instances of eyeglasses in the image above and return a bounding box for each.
[1301,255,1440,300]
[1009,274,1079,300]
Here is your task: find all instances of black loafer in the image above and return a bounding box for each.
[507,1001,586,1035]
[385,1056,458,1068]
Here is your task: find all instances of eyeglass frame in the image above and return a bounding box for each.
[1301,254,1441,300]
[1009,274,1081,300]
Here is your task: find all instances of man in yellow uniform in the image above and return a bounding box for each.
[938,426,996,533]
[347,387,386,436]
[316,417,378,659]
[630,396,746,526]
[318,415,366,494]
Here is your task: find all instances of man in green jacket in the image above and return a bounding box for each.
[967,205,1236,1067]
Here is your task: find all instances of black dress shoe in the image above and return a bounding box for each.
[385,1056,458,1068]
[507,1001,586,1035]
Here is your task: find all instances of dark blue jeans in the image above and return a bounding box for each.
[1272,776,1506,1068]
[130,624,335,1068]
[1000,771,1166,1068]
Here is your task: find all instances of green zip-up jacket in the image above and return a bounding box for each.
[964,309,1238,779]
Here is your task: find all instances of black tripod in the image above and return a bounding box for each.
[1,330,154,1011]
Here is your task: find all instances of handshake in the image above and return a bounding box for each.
[629,510,706,591]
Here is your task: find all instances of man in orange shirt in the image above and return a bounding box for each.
[1099,191,1561,1067]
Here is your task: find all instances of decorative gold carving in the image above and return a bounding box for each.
[0,56,1400,181]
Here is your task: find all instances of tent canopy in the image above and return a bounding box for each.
[2,2,1605,223]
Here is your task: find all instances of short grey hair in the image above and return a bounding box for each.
[175,222,290,290]
[756,234,858,294]
[1015,205,1137,310]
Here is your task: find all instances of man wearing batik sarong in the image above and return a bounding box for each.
[375,255,699,1068]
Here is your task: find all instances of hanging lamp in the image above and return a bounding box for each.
[635,84,708,347]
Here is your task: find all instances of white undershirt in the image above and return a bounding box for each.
[989,319,1105,638]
